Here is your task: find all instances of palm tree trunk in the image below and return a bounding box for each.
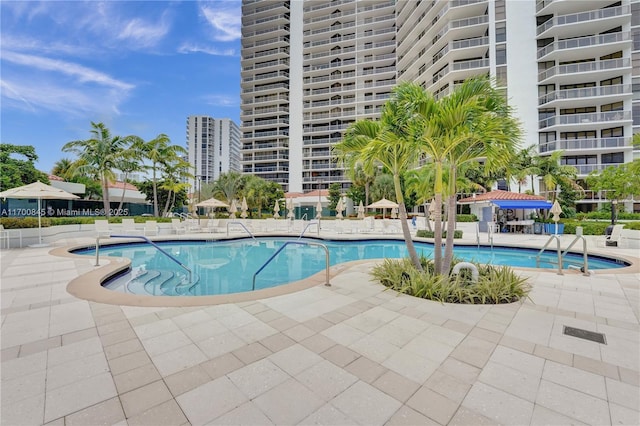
[433,192,443,275]
[152,165,159,217]
[394,175,422,271]
[163,190,173,217]
[442,193,457,274]
[117,172,128,214]
[101,175,111,219]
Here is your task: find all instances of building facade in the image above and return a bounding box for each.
[186,116,241,191]
[241,0,637,211]
[240,0,396,193]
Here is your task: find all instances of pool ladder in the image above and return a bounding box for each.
[535,227,589,276]
[252,240,330,290]
[226,221,255,239]
[94,235,193,284]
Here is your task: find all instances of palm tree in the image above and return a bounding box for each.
[531,151,579,202]
[334,97,423,270]
[139,134,187,217]
[63,122,136,219]
[161,158,192,216]
[213,171,244,205]
[51,158,75,180]
[396,77,521,274]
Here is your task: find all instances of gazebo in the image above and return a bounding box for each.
[458,190,552,233]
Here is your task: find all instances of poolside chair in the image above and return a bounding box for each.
[122,218,139,234]
[94,219,111,238]
[0,225,22,249]
[144,220,158,236]
[171,218,187,234]
[601,224,624,247]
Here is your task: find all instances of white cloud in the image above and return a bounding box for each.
[177,43,237,56]
[2,51,134,92]
[115,15,171,49]
[200,4,241,42]
[1,51,133,116]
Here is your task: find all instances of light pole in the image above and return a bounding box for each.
[316,178,323,220]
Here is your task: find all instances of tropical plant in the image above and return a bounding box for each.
[395,77,522,274]
[370,173,395,203]
[213,171,245,205]
[62,122,137,219]
[334,93,423,270]
[160,157,192,215]
[587,163,640,205]
[138,134,187,217]
[0,144,49,190]
[51,158,75,181]
[328,182,342,211]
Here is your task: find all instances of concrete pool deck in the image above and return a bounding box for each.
[1,226,639,425]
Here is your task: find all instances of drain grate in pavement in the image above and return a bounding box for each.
[563,326,606,344]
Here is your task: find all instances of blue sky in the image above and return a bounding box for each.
[1,0,242,175]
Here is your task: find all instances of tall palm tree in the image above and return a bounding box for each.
[531,151,579,202]
[396,77,521,274]
[335,96,423,270]
[63,122,136,219]
[139,134,186,217]
[213,171,245,205]
[161,157,192,216]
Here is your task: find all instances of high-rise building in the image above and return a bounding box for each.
[241,0,637,211]
[241,0,396,193]
[186,116,241,191]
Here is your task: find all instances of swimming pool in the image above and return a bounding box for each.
[73,237,628,297]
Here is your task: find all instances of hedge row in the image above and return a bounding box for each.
[416,229,463,239]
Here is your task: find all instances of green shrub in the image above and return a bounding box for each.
[585,211,640,220]
[1,217,48,229]
[562,221,610,235]
[416,229,463,238]
[456,214,478,222]
[371,258,530,304]
[622,221,640,230]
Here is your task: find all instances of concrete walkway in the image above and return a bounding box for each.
[1,227,638,425]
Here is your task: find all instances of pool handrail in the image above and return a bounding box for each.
[298,221,320,239]
[561,227,589,276]
[535,235,563,275]
[95,235,192,283]
[252,240,330,290]
[226,221,256,239]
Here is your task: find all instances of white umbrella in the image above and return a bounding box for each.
[391,207,398,219]
[240,197,248,219]
[196,197,229,208]
[357,200,365,219]
[286,197,295,219]
[335,198,344,219]
[550,200,562,235]
[273,200,280,218]
[0,181,79,247]
[316,200,323,219]
[229,199,237,219]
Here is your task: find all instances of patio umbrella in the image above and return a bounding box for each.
[367,198,398,219]
[550,200,562,235]
[0,181,79,247]
[196,197,229,208]
[335,198,344,219]
[287,197,295,219]
[240,197,248,219]
[316,200,323,219]
[273,200,280,218]
[229,199,238,219]
[357,200,365,219]
[391,207,398,219]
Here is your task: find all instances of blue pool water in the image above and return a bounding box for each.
[73,238,628,296]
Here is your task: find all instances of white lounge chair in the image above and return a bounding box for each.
[122,218,139,234]
[94,220,111,238]
[0,224,22,249]
[601,224,624,247]
[144,220,158,236]
[171,218,187,234]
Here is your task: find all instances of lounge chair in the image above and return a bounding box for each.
[94,219,111,238]
[122,218,139,234]
[601,224,624,247]
[0,225,22,249]
[144,220,158,236]
[171,218,187,234]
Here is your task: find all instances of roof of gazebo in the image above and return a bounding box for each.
[458,190,546,203]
